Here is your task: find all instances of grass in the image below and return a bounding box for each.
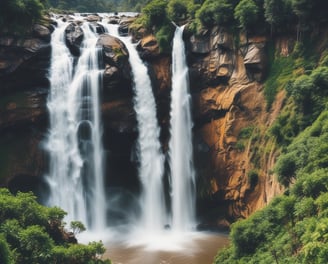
[264,42,295,110]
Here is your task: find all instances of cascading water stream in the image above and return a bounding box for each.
[101,21,166,233]
[169,25,196,231]
[46,17,106,231]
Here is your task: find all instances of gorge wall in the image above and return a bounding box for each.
[0,14,284,227]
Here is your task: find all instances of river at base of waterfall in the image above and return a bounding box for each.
[103,231,228,264]
[78,230,229,264]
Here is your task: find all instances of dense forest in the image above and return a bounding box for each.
[2,0,328,37]
[1,0,328,263]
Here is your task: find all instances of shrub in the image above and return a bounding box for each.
[195,0,235,28]
[18,225,54,264]
[315,193,328,217]
[235,141,245,152]
[155,23,175,53]
[239,126,254,139]
[231,211,268,256]
[0,189,111,264]
[70,221,86,236]
[167,0,188,23]
[0,234,11,264]
[142,0,167,28]
[294,197,316,219]
[234,0,259,31]
[298,169,328,198]
[275,153,296,187]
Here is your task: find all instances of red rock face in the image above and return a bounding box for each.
[186,29,283,226]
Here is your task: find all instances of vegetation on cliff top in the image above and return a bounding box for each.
[0,188,110,264]
[0,0,46,33]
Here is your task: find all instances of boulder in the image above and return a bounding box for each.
[137,35,160,59]
[65,22,84,56]
[33,24,51,42]
[242,43,267,81]
[97,34,129,66]
[85,14,101,22]
[118,17,135,36]
[96,34,132,98]
[108,17,120,25]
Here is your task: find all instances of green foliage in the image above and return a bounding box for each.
[142,0,167,28]
[0,188,110,264]
[275,152,296,187]
[287,66,328,127]
[0,0,45,33]
[234,0,259,31]
[294,169,328,199]
[264,0,294,34]
[167,0,188,23]
[47,206,67,222]
[264,45,296,109]
[291,0,328,24]
[155,23,175,53]
[319,51,328,67]
[70,221,86,235]
[294,197,316,219]
[195,0,236,28]
[235,126,256,152]
[19,225,53,264]
[216,107,328,263]
[235,141,245,152]
[52,242,110,264]
[239,126,254,139]
[230,212,268,256]
[130,0,176,52]
[0,234,12,264]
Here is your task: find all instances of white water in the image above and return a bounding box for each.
[47,15,196,248]
[46,17,106,231]
[101,21,166,233]
[169,25,196,231]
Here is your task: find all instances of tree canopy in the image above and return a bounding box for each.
[0,0,45,33]
[0,189,111,264]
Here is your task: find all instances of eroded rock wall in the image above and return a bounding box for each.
[186,29,283,226]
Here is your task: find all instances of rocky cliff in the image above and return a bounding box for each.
[0,14,284,227]
[0,22,53,195]
[139,26,285,227]
[187,30,284,226]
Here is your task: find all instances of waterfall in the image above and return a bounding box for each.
[46,17,106,231]
[102,21,166,232]
[169,25,196,231]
